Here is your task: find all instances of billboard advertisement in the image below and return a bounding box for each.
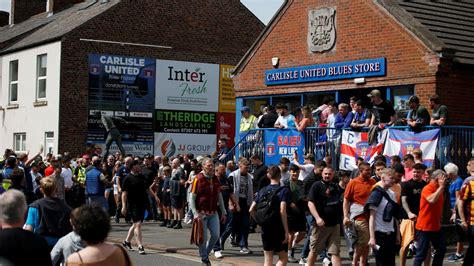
[87,54,155,156]
[216,113,236,148]
[155,110,216,135]
[155,60,219,112]
[219,65,236,113]
[154,133,216,157]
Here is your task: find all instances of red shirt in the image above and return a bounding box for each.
[416,181,444,232]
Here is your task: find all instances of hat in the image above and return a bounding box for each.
[240,106,251,113]
[304,153,315,162]
[367,89,381,98]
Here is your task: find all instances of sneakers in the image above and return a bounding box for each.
[447,253,464,262]
[138,245,146,255]
[184,216,192,224]
[214,250,224,259]
[159,220,168,227]
[202,259,211,266]
[168,220,177,228]
[240,248,252,254]
[122,241,132,250]
[288,255,298,263]
[299,257,307,265]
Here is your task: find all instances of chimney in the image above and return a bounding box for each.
[11,0,47,24]
[11,0,85,24]
[0,11,9,27]
[49,0,86,13]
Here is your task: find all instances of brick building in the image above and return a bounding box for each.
[0,0,264,156]
[233,0,474,128]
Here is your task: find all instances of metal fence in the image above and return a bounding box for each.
[226,126,474,176]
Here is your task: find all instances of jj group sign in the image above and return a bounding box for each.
[265,58,386,86]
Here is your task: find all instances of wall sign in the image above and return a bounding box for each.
[155,109,216,135]
[265,58,386,86]
[308,7,336,52]
[155,59,219,112]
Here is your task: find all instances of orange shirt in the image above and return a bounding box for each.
[416,181,444,232]
[345,176,376,220]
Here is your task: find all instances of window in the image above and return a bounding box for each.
[44,132,54,155]
[14,133,26,151]
[9,60,18,103]
[243,98,270,117]
[36,54,47,99]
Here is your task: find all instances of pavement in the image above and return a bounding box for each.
[108,220,462,265]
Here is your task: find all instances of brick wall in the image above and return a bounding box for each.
[12,0,45,24]
[57,0,264,155]
[233,0,439,101]
[0,11,8,27]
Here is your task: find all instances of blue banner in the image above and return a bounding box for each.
[264,129,305,165]
[265,58,386,86]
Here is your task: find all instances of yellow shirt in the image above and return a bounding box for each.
[239,115,257,132]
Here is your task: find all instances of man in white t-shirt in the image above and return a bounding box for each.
[274,104,296,129]
[293,153,315,181]
[368,168,399,266]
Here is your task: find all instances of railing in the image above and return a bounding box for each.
[225,126,474,176]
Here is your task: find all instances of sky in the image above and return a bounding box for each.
[0,0,284,25]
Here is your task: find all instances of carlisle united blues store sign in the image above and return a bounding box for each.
[265,58,386,86]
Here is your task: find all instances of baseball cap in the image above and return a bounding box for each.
[367,89,381,98]
[240,106,251,113]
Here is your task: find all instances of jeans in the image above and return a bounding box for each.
[213,210,233,251]
[233,198,250,248]
[463,226,474,266]
[87,194,108,211]
[148,194,158,220]
[198,213,220,262]
[436,135,452,165]
[374,231,396,266]
[300,214,314,259]
[414,230,446,266]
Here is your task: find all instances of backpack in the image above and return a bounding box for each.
[254,186,284,226]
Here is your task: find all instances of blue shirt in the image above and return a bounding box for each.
[25,207,58,246]
[335,112,354,129]
[449,176,463,208]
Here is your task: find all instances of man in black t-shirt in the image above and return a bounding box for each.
[368,89,395,126]
[400,163,427,264]
[307,166,342,266]
[251,154,268,192]
[121,160,159,255]
[0,190,52,265]
[142,154,158,221]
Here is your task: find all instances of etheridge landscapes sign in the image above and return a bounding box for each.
[265,58,386,86]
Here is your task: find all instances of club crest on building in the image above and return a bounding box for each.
[266,142,276,157]
[308,7,336,53]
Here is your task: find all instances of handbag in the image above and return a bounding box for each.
[190,218,204,246]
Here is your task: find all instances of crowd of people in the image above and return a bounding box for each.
[0,91,472,266]
[0,142,473,266]
[240,90,448,133]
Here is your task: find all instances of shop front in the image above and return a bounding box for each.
[233,0,474,136]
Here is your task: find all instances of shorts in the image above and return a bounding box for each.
[262,223,287,252]
[171,195,184,209]
[310,225,341,255]
[288,213,307,232]
[105,188,113,194]
[163,193,171,207]
[354,219,369,247]
[128,204,145,223]
[113,185,118,195]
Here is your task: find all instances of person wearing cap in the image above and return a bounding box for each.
[239,106,257,132]
[367,89,396,126]
[403,96,430,130]
[275,104,296,129]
